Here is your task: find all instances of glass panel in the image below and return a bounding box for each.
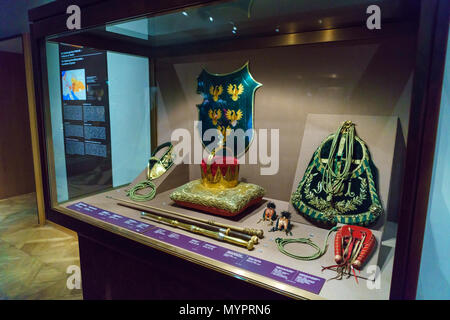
[106,19,149,40]
[102,0,409,47]
[40,0,419,299]
[417,27,450,300]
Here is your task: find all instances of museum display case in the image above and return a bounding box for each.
[28,0,449,299]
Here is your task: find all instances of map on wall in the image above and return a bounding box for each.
[62,69,86,100]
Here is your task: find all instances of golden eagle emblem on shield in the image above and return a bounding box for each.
[196,62,262,157]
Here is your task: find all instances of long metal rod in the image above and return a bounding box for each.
[117,202,258,243]
[141,211,258,244]
[138,207,256,251]
[106,195,264,238]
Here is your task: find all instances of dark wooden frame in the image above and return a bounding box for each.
[390,0,449,300]
[28,0,449,299]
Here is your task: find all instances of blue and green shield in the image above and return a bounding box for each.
[196,62,262,157]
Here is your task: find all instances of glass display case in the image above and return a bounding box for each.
[28,0,448,299]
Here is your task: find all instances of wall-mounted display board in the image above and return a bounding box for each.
[59,44,112,198]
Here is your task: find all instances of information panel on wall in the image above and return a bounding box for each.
[59,44,112,198]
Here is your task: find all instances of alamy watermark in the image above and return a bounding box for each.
[171,122,280,175]
[66,4,381,32]
[66,5,81,30]
[66,265,82,290]
[367,5,381,30]
[366,265,381,290]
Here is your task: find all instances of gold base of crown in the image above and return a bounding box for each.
[200,157,239,188]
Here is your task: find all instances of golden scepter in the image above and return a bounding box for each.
[106,196,264,239]
[139,208,258,244]
[137,205,256,250]
[113,200,258,244]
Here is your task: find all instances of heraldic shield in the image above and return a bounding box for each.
[197,62,262,157]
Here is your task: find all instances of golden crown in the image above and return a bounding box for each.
[200,156,239,188]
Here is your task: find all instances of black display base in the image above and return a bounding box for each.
[77,226,288,300]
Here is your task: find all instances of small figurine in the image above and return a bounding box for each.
[269,211,293,236]
[258,202,277,225]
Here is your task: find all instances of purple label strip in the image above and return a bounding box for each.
[67,202,325,295]
[68,202,153,234]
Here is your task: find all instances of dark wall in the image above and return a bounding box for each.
[0,0,55,39]
[0,51,35,199]
[0,0,55,199]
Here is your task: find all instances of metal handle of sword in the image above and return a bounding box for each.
[217,227,258,244]
[243,228,264,238]
[190,225,255,251]
[207,220,263,238]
